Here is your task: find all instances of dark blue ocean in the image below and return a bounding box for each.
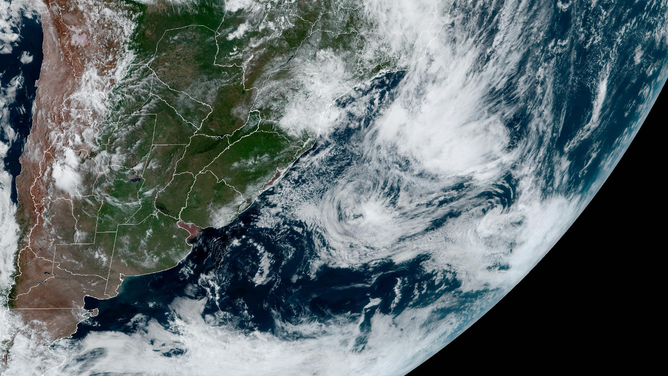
[75,71,488,341]
[3,1,666,373]
[73,1,668,347]
[0,9,42,202]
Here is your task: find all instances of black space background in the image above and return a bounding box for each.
[408,85,665,374]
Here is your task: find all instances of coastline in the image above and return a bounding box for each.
[0,0,45,361]
[11,0,134,340]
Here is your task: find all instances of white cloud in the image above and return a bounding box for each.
[0,0,39,55]
[226,21,249,40]
[52,147,82,196]
[0,153,19,297]
[1,74,23,143]
[18,50,32,64]
[9,293,482,376]
[225,0,255,13]
[275,49,352,137]
[2,1,667,374]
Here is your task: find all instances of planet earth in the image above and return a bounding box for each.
[0,0,666,375]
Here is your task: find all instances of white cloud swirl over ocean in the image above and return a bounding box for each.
[1,1,667,375]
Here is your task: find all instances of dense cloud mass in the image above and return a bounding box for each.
[1,0,668,375]
[1,6,47,376]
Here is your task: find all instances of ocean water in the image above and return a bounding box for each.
[0,0,42,359]
[74,71,490,339]
[2,1,668,375]
[66,2,668,374]
[0,1,42,297]
[74,1,668,342]
[0,4,42,203]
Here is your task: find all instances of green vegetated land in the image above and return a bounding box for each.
[65,0,379,275]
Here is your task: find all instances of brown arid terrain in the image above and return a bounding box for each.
[9,0,374,343]
[9,0,304,342]
[12,0,142,340]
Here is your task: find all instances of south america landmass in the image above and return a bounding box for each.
[8,0,394,342]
